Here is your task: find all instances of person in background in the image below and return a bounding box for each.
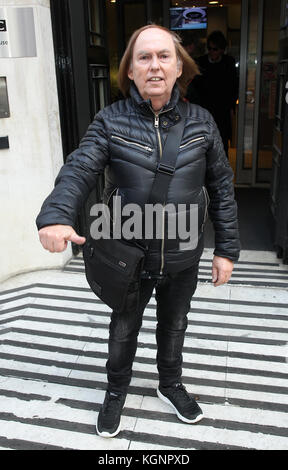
[187,30,238,156]
[181,32,198,58]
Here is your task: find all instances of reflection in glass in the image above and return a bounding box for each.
[257,0,281,182]
[243,0,258,170]
[89,65,109,118]
[89,0,103,46]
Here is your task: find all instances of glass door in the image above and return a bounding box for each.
[236,0,281,186]
[236,0,262,184]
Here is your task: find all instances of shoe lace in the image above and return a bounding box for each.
[103,393,123,420]
[170,384,198,412]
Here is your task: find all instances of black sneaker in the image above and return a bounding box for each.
[157,383,203,424]
[96,391,126,438]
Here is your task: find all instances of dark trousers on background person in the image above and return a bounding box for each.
[106,264,199,395]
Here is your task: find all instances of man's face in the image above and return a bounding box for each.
[207,42,224,62]
[128,28,182,105]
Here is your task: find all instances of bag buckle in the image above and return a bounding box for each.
[157,162,175,175]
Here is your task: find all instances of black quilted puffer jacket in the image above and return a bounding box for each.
[36,84,240,274]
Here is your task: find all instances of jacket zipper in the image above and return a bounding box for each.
[152,107,173,275]
[201,186,210,232]
[179,136,205,149]
[152,106,173,158]
[107,187,120,224]
[111,135,153,153]
[153,114,163,158]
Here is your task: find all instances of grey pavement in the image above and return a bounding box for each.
[0,248,288,450]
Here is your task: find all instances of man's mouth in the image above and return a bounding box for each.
[148,77,163,81]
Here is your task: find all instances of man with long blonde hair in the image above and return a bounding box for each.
[36,25,240,438]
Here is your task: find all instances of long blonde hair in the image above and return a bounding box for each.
[118,24,199,98]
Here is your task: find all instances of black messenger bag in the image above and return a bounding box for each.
[83,237,146,312]
[83,102,187,312]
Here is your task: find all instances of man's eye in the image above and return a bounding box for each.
[160,54,170,60]
[139,56,149,61]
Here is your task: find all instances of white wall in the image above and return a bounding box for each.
[0,0,71,283]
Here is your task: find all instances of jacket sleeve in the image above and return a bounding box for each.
[36,112,109,230]
[205,117,241,262]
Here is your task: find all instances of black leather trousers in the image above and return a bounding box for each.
[106,264,199,394]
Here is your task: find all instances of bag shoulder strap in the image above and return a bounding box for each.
[148,100,187,205]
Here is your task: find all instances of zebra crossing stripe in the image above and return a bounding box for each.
[0,258,288,450]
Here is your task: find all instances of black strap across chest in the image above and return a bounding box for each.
[148,100,187,206]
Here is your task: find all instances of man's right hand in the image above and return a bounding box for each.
[38,224,86,253]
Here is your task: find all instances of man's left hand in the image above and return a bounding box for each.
[212,256,234,287]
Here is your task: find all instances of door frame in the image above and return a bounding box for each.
[236,0,266,186]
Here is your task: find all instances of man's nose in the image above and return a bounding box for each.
[150,54,160,69]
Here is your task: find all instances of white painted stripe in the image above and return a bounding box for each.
[227,342,287,358]
[0,376,103,403]
[7,316,287,343]
[225,357,288,375]
[0,333,89,351]
[0,376,142,409]
[225,372,288,388]
[4,304,288,332]
[0,396,98,423]
[132,417,288,450]
[2,319,105,337]
[141,396,288,428]
[200,263,288,272]
[0,359,72,377]
[0,345,87,365]
[225,387,288,404]
[0,420,131,450]
[3,343,287,388]
[69,255,285,266]
[129,441,188,450]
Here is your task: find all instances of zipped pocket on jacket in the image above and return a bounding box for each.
[107,187,120,223]
[179,136,205,150]
[201,186,210,232]
[111,134,153,154]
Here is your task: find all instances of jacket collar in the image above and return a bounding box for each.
[129,81,181,115]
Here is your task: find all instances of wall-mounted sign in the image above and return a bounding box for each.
[0,19,7,32]
[0,7,36,58]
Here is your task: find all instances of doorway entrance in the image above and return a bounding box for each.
[236,0,281,186]
[97,0,282,252]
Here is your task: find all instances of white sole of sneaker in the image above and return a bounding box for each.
[95,418,122,438]
[157,388,204,424]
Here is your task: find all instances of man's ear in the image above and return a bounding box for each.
[177,60,183,78]
[128,67,133,80]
